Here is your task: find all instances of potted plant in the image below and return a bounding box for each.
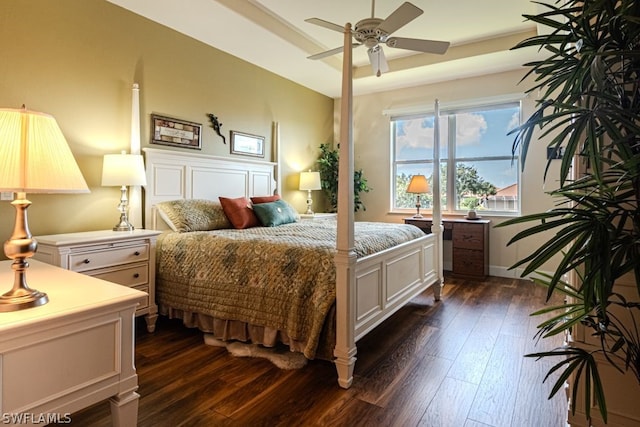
[498,0,640,423]
[316,143,371,212]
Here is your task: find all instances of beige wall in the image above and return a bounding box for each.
[0,0,334,248]
[339,70,562,277]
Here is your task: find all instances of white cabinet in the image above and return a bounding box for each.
[0,260,145,426]
[33,229,162,332]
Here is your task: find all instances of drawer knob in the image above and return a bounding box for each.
[134,251,141,256]
[133,273,140,278]
[83,259,90,264]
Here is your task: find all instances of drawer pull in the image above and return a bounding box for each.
[133,273,140,278]
[83,259,91,264]
[134,251,141,256]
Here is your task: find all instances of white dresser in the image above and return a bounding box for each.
[33,229,162,333]
[0,260,145,426]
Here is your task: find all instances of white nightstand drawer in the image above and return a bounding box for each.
[132,284,149,310]
[91,262,148,287]
[69,243,149,272]
[33,229,162,333]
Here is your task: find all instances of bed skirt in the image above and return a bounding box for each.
[159,304,336,361]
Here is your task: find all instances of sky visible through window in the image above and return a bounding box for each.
[395,105,519,191]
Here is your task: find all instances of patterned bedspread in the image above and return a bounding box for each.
[156,220,425,358]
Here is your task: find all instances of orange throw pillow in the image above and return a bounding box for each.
[250,194,281,204]
[219,197,260,229]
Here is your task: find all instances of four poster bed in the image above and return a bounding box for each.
[142,24,444,388]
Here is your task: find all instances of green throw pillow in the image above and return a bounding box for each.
[252,199,298,227]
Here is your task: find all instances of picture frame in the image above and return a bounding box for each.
[230,130,265,158]
[151,114,202,150]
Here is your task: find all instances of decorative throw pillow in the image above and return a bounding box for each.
[250,194,281,204]
[252,199,299,227]
[219,196,260,229]
[155,199,231,232]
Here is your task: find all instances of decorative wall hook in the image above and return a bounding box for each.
[207,113,225,144]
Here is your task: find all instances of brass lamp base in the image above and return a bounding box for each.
[0,194,49,312]
[0,288,48,312]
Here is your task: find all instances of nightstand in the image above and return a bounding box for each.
[33,229,162,332]
[299,213,337,221]
[0,260,144,426]
[404,217,490,278]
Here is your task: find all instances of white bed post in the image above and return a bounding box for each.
[334,22,357,389]
[431,99,443,300]
[272,121,282,195]
[129,83,143,229]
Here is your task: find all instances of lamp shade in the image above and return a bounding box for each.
[0,108,89,193]
[406,175,429,194]
[102,152,147,186]
[299,170,321,191]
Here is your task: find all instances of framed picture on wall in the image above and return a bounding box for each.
[151,114,202,150]
[230,130,265,157]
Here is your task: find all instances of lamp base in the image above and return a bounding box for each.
[0,194,49,312]
[113,220,135,232]
[113,186,134,231]
[305,191,314,215]
[0,290,48,312]
[412,213,424,218]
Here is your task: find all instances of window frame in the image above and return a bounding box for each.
[390,99,522,216]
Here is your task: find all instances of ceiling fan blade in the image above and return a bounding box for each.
[367,46,389,77]
[376,2,423,36]
[308,45,344,60]
[386,37,450,54]
[308,44,362,60]
[305,18,344,33]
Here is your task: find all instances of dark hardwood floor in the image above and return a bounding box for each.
[65,275,568,426]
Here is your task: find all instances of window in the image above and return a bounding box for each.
[391,101,520,214]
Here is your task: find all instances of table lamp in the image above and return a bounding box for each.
[406,174,429,218]
[0,106,89,312]
[299,170,321,215]
[101,151,147,231]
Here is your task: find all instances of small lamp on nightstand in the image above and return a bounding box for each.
[102,151,147,231]
[0,106,89,312]
[299,170,321,215]
[406,174,429,218]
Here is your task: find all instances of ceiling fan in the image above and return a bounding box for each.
[306,1,450,77]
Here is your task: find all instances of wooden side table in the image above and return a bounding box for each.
[404,217,490,278]
[0,260,145,425]
[33,229,162,332]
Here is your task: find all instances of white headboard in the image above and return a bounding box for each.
[142,147,277,229]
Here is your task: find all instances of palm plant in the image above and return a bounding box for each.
[497,0,640,423]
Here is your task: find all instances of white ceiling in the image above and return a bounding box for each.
[106,0,543,98]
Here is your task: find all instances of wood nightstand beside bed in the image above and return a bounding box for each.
[404,217,490,278]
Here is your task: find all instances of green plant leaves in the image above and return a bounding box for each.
[505,0,640,422]
[316,143,371,212]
